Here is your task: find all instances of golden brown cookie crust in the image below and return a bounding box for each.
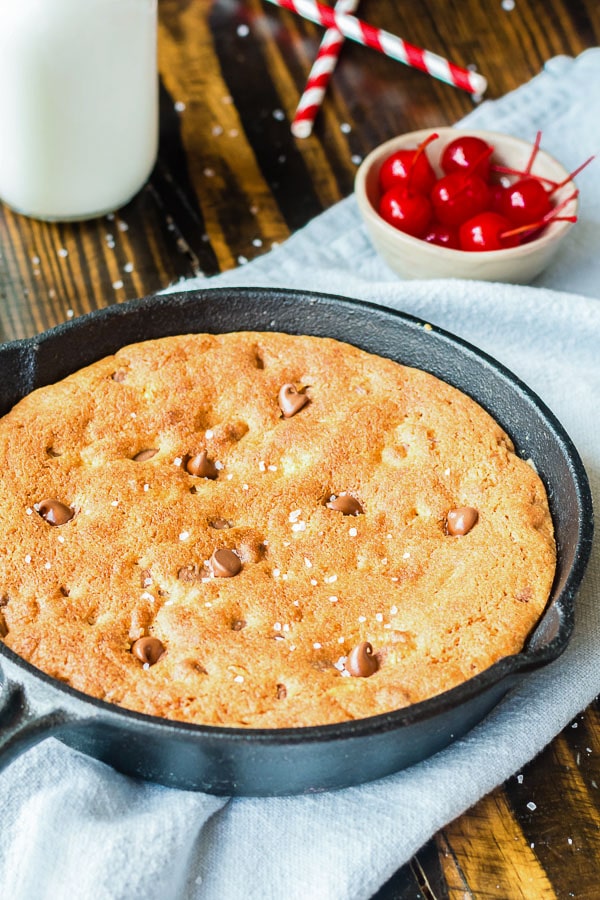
[0,332,556,727]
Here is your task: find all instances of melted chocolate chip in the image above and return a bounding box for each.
[278,383,309,418]
[276,683,287,699]
[36,499,74,526]
[186,450,218,479]
[345,642,378,677]
[231,618,246,631]
[446,507,479,536]
[131,636,165,665]
[210,548,242,578]
[111,370,127,382]
[133,448,158,462]
[326,494,364,516]
[208,517,232,530]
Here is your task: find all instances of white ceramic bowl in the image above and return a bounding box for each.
[355,127,578,283]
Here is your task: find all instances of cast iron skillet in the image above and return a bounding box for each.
[0,288,593,796]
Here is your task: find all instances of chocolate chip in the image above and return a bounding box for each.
[231,618,246,631]
[345,642,378,677]
[326,494,364,516]
[36,499,74,526]
[276,683,287,699]
[446,507,479,536]
[278,383,309,418]
[46,447,61,458]
[0,612,7,638]
[133,448,158,462]
[208,517,232,530]
[210,548,242,578]
[111,370,127,382]
[186,450,218,479]
[131,636,165,665]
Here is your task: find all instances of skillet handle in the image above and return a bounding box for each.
[0,664,73,771]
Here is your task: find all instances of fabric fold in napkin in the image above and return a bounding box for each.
[1,49,599,900]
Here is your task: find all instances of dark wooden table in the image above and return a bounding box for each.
[0,1,598,896]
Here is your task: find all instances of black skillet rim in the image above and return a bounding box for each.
[0,286,593,744]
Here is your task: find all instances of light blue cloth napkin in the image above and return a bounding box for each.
[1,49,599,900]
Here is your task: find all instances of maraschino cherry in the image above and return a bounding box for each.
[378,187,432,238]
[499,177,552,225]
[431,171,491,227]
[459,212,521,251]
[441,135,493,181]
[378,132,439,194]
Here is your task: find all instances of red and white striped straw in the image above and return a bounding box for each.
[265,0,487,96]
[291,0,360,139]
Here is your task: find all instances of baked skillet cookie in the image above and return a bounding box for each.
[0,332,555,728]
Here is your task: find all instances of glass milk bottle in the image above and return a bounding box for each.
[0,0,158,221]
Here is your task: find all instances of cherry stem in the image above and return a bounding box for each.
[491,164,558,187]
[407,132,439,192]
[469,145,494,176]
[501,216,578,241]
[549,155,595,196]
[524,131,542,175]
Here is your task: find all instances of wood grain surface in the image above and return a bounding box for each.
[0,1,598,896]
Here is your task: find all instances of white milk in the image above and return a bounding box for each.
[0,0,158,220]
